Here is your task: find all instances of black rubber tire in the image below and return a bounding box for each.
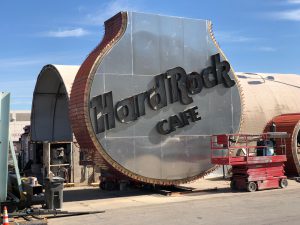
[99,181,106,190]
[105,181,117,191]
[230,181,237,190]
[247,182,257,192]
[100,180,117,191]
[279,178,288,188]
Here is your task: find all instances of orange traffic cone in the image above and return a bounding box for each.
[2,206,9,225]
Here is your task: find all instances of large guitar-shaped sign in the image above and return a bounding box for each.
[69,12,242,185]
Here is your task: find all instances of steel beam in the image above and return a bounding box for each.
[9,138,24,200]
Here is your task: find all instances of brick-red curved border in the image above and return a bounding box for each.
[264,113,300,176]
[69,12,127,171]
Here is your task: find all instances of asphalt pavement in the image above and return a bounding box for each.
[48,179,300,225]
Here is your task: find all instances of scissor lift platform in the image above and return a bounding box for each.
[211,133,289,192]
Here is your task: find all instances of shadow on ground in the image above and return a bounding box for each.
[63,188,152,202]
[205,177,231,181]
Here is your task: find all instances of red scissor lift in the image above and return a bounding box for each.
[211,132,289,192]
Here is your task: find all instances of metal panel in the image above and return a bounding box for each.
[161,136,212,179]
[159,15,184,72]
[32,95,56,140]
[183,19,208,73]
[53,96,72,141]
[132,12,160,75]
[134,137,162,178]
[105,137,135,172]
[0,93,10,202]
[102,28,133,75]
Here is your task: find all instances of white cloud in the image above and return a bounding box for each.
[273,1,300,21]
[257,46,277,52]
[287,0,300,4]
[0,57,45,67]
[214,31,256,43]
[275,8,300,21]
[0,53,82,69]
[44,28,90,38]
[85,0,138,25]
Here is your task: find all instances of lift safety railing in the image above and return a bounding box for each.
[210,132,288,165]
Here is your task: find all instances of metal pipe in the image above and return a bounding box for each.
[9,209,105,218]
[9,137,24,200]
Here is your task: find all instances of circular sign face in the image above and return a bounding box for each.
[70,12,241,185]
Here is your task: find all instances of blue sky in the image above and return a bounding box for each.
[0,0,300,110]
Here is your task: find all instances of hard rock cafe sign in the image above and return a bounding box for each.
[70,12,241,185]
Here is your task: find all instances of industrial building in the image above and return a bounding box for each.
[9,110,30,151]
